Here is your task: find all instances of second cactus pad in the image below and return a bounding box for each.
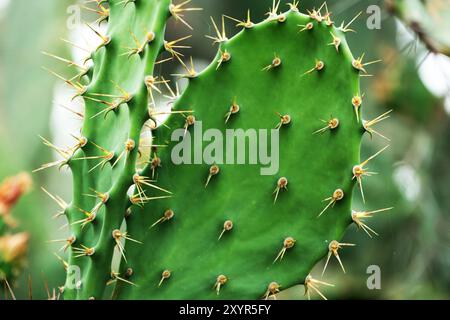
[120,7,365,299]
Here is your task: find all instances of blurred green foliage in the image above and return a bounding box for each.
[0,0,69,299]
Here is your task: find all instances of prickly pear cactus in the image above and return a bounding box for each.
[40,0,391,300]
[0,173,31,282]
[119,3,390,299]
[387,0,450,56]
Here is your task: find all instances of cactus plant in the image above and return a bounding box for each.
[40,0,391,300]
[0,173,31,282]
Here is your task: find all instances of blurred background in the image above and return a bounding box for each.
[0,0,449,299]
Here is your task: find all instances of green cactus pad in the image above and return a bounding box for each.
[42,1,389,300]
[41,0,174,300]
[118,8,366,299]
